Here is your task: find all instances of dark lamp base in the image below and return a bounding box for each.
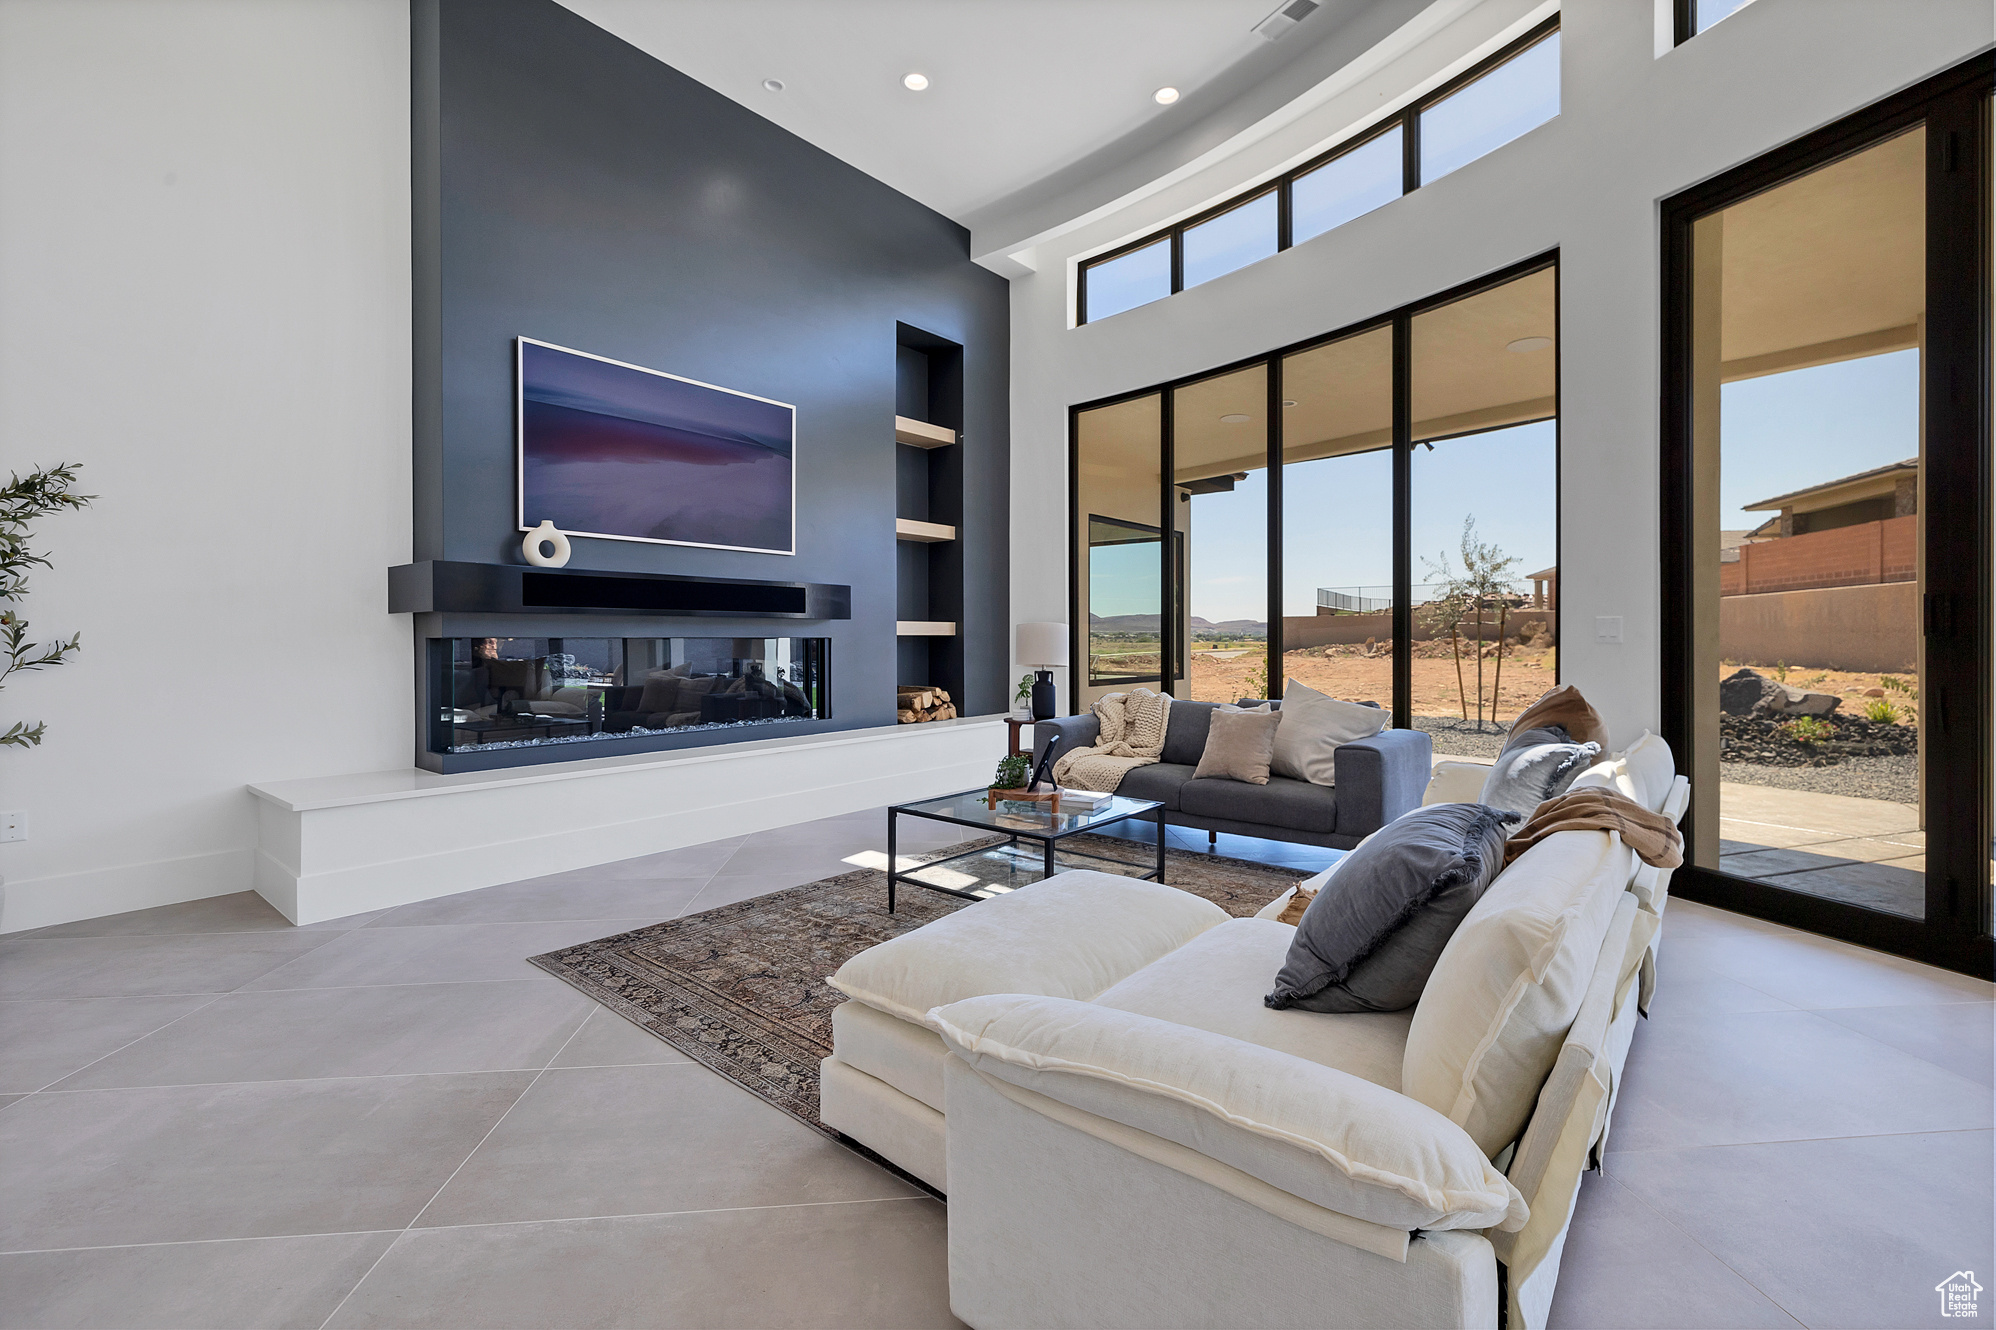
[1030,671,1057,721]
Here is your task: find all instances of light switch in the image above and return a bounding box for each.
[1594,616,1624,644]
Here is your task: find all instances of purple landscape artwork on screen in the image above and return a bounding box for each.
[517,338,795,555]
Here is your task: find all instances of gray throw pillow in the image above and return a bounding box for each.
[1478,725,1600,818]
[1265,803,1520,1014]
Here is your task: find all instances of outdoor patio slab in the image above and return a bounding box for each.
[1719,782,1920,838]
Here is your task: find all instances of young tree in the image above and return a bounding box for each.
[3,464,93,748]
[1421,516,1520,730]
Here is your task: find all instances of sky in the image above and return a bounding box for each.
[1091,347,1915,626]
[1718,348,1917,529]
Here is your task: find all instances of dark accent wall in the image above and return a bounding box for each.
[410,0,1009,763]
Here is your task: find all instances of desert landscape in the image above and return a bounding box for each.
[1187,641,1560,721]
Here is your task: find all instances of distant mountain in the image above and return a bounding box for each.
[1090,613,1266,635]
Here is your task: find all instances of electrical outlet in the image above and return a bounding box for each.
[1594,616,1624,644]
[0,811,24,843]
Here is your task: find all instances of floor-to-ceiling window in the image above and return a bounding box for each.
[1173,364,1269,702]
[1662,57,1991,976]
[1280,327,1394,712]
[1410,267,1559,757]
[1068,257,1559,760]
[1074,393,1165,704]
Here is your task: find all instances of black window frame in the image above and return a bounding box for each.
[1658,53,1994,979]
[1068,248,1560,728]
[1076,16,1561,326]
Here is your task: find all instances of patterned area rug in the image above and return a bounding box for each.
[528,833,1307,1143]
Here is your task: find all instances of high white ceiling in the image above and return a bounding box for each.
[558,0,1401,225]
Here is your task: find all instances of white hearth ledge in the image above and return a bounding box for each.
[249,715,1010,925]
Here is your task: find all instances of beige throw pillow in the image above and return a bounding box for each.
[1270,679,1388,785]
[1194,708,1283,785]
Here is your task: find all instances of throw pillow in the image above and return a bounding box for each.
[1506,684,1608,752]
[1265,803,1520,1014]
[1478,727,1602,819]
[1193,708,1283,785]
[636,671,681,714]
[1269,678,1388,785]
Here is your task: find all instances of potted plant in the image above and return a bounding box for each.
[990,752,1031,796]
[1013,672,1034,719]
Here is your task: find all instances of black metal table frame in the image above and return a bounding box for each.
[885,791,1167,912]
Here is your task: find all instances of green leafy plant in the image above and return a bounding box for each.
[1880,675,1917,698]
[1805,673,1828,686]
[1780,715,1833,744]
[991,752,1031,790]
[1862,698,1902,724]
[3,464,93,749]
[1772,660,1790,682]
[1014,672,1033,706]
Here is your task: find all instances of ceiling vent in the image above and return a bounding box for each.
[1252,0,1320,41]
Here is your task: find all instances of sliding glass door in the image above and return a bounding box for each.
[1662,56,1991,975]
[1068,258,1560,758]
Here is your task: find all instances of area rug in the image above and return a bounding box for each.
[528,834,1308,1145]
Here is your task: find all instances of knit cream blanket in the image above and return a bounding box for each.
[1053,688,1171,794]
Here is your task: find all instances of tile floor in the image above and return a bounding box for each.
[0,809,1988,1328]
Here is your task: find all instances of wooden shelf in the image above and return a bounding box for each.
[897,620,957,637]
[894,415,956,449]
[895,518,956,543]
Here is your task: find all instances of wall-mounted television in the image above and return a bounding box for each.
[516,337,795,556]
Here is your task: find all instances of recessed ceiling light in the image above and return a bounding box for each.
[903,72,930,91]
[1154,86,1180,105]
[762,78,785,92]
[1506,336,1553,353]
[1220,413,1250,424]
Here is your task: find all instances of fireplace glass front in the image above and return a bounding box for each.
[428,636,828,754]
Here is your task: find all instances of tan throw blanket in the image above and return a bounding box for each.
[1502,787,1683,869]
[1053,688,1171,794]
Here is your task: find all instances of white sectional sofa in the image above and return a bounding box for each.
[821,739,1688,1330]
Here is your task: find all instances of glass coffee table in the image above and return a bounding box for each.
[885,788,1167,912]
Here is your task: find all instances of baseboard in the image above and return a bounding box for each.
[0,847,253,935]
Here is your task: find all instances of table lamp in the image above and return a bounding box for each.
[1016,622,1069,721]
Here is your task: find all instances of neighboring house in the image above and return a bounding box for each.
[1722,459,1919,597]
[1744,457,1918,538]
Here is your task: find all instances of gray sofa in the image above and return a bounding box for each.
[1032,698,1432,850]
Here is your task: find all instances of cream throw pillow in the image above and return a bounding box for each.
[1400,827,1632,1156]
[1194,708,1284,785]
[1567,732,1676,816]
[1269,679,1387,785]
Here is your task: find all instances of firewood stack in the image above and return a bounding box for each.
[897,685,957,724]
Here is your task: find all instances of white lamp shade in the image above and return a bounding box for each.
[1016,621,1069,668]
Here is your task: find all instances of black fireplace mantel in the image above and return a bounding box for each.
[388,561,851,620]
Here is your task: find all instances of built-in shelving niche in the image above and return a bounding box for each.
[896,323,964,720]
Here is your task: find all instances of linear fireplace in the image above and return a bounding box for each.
[427,635,828,757]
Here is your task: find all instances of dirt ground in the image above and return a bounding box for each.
[1188,644,1559,722]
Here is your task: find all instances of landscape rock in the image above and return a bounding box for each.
[1772,689,1841,717]
[1718,667,1841,717]
[1719,668,1784,716]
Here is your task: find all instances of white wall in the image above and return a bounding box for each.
[0,0,413,932]
[1008,0,1992,746]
